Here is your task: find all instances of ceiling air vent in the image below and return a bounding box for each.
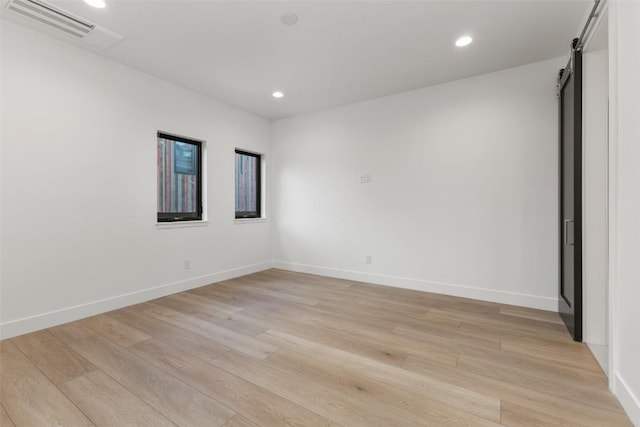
[5,0,94,39]
[4,0,123,49]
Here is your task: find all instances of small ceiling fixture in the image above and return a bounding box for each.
[455,36,473,47]
[272,91,284,98]
[281,12,298,26]
[83,0,105,8]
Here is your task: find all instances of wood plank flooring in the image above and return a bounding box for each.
[0,269,632,426]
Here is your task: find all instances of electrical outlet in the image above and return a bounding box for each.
[365,255,372,264]
[183,259,191,270]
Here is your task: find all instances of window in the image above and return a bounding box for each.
[157,132,202,222]
[235,149,261,218]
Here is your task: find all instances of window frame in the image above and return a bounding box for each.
[157,132,203,223]
[235,149,262,219]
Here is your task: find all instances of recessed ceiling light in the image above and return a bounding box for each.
[84,0,106,8]
[455,36,473,47]
[281,13,298,26]
[272,91,284,98]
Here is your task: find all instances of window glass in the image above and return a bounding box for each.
[158,133,202,222]
[235,150,261,218]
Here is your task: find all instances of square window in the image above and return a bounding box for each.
[235,150,262,219]
[157,133,203,222]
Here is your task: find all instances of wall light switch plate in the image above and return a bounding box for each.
[360,174,372,184]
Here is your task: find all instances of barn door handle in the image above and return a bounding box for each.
[564,219,574,246]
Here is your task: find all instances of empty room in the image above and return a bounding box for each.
[1,0,639,426]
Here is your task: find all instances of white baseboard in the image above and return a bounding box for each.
[0,261,273,340]
[272,261,558,311]
[615,373,640,426]
[587,343,609,376]
[1,260,559,340]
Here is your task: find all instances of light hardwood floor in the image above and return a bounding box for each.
[0,269,632,426]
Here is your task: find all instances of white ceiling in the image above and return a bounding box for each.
[3,0,590,120]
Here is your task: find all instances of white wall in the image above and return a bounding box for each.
[609,1,640,424]
[0,21,272,339]
[271,57,565,310]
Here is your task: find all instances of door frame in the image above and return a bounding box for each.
[580,3,610,375]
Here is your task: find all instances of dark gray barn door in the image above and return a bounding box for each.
[558,39,582,342]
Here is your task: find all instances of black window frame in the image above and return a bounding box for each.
[235,149,262,219]
[157,132,203,222]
